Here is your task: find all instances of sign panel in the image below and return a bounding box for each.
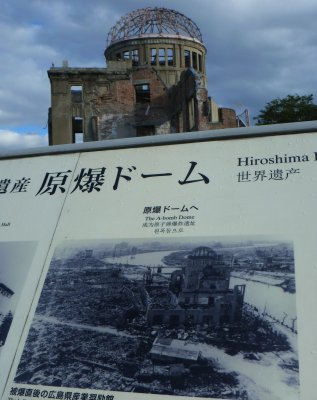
[0,154,79,397]
[1,132,317,400]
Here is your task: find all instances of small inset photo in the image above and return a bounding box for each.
[0,241,37,352]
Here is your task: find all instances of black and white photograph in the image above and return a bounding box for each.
[0,241,38,352]
[14,236,298,400]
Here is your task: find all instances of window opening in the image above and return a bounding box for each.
[135,84,150,103]
[131,49,139,66]
[123,51,130,60]
[159,48,165,66]
[167,48,174,66]
[136,126,155,136]
[208,297,215,306]
[151,48,157,65]
[72,117,84,143]
[192,52,198,70]
[74,133,83,143]
[71,85,82,103]
[198,54,202,72]
[184,50,191,67]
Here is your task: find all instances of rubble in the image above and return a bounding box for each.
[15,242,297,399]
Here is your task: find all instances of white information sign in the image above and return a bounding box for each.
[1,131,317,400]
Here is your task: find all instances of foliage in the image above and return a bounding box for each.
[254,94,317,125]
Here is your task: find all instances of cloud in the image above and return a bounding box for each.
[0,130,48,151]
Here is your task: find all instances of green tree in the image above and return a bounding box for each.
[254,94,317,125]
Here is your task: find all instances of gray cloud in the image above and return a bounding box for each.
[1,0,317,149]
[0,130,48,150]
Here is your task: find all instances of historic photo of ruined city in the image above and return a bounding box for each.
[14,236,299,400]
[0,241,38,353]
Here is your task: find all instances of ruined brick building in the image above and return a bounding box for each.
[48,7,247,145]
[147,247,245,327]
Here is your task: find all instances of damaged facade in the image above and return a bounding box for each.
[147,247,245,327]
[48,7,246,145]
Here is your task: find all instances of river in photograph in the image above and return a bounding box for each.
[105,250,183,273]
[230,276,297,330]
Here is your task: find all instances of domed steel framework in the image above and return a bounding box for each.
[107,7,203,46]
[188,247,218,260]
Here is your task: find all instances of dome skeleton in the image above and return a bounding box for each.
[107,7,203,46]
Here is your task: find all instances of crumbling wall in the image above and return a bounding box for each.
[89,78,135,140]
[156,121,171,135]
[169,69,238,133]
[48,61,239,145]
[94,66,172,139]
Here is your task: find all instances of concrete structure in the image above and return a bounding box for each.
[48,7,246,145]
[148,247,245,327]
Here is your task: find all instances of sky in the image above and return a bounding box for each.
[0,0,316,151]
